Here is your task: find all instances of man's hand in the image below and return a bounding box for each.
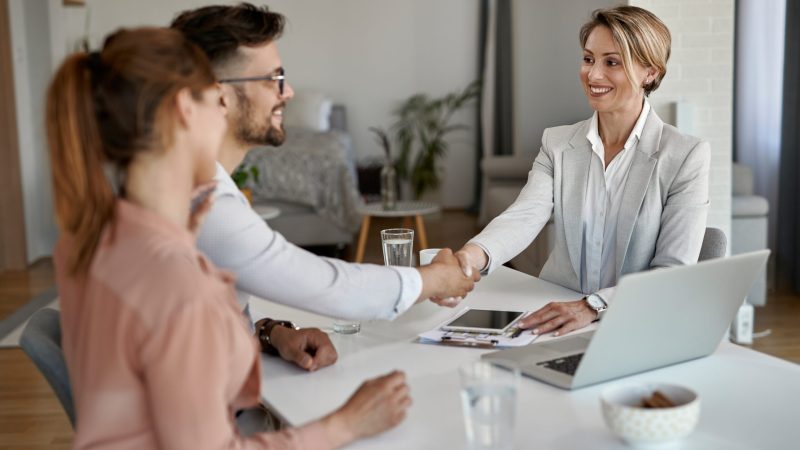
[269,326,338,371]
[427,245,486,307]
[517,299,596,337]
[417,248,480,306]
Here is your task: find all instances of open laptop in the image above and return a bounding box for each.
[482,250,770,390]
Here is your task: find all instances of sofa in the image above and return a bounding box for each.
[478,155,769,306]
[246,100,361,249]
[731,162,769,306]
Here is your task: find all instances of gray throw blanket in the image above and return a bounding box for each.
[243,128,363,232]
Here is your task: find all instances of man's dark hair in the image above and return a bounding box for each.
[170,3,285,67]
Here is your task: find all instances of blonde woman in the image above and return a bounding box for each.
[456,6,709,336]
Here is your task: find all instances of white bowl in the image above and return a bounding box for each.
[600,383,700,448]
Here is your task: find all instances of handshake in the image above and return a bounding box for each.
[415,244,488,307]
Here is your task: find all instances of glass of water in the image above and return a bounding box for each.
[333,228,414,335]
[381,228,414,266]
[459,361,520,450]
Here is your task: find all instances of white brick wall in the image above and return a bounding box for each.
[630,0,734,245]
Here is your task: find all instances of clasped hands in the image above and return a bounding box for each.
[418,248,481,307]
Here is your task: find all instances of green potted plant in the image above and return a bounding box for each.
[231,163,261,204]
[392,80,480,200]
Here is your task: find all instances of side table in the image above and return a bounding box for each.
[354,201,440,263]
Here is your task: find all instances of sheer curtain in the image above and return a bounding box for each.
[473,0,513,211]
[734,0,785,255]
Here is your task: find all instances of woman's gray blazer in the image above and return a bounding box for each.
[470,109,710,296]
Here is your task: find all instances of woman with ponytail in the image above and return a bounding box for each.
[48,27,410,449]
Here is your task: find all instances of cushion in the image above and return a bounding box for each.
[732,163,754,196]
[283,91,333,132]
[732,195,769,217]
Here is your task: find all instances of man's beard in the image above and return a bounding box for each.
[232,86,286,147]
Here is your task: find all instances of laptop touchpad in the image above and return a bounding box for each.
[539,333,592,354]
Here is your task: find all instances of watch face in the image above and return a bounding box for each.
[587,296,604,309]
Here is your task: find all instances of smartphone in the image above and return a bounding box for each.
[441,308,525,335]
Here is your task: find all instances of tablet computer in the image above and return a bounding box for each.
[441,308,525,335]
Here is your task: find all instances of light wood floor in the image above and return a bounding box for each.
[1,210,798,448]
[0,259,71,450]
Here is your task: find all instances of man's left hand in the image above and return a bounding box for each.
[269,326,338,371]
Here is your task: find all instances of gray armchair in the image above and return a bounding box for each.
[478,153,554,276]
[20,308,75,428]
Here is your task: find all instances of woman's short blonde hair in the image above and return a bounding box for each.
[579,6,671,96]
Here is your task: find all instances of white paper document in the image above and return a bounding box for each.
[417,314,539,348]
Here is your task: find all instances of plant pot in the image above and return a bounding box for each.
[240,188,253,205]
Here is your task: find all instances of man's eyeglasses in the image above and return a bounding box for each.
[219,68,286,95]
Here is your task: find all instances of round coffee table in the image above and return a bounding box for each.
[355,201,440,263]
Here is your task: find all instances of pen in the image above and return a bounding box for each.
[441,336,498,348]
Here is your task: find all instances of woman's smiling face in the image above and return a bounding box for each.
[580,25,653,114]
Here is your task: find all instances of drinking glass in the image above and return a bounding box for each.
[333,229,414,334]
[381,228,414,266]
[459,361,519,450]
[332,320,361,334]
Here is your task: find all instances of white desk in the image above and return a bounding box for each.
[251,267,800,449]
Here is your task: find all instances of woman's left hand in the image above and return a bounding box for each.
[517,299,596,337]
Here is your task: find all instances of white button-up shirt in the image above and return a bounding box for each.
[582,100,651,303]
[197,163,422,322]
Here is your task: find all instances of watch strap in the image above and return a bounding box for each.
[256,318,298,356]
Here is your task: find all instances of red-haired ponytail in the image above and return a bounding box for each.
[46,53,115,275]
[46,28,215,275]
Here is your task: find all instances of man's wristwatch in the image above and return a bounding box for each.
[585,294,608,321]
[255,318,299,356]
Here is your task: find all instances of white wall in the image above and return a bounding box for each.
[7,0,68,263]
[12,0,735,257]
[511,0,614,156]
[629,0,735,243]
[71,0,480,208]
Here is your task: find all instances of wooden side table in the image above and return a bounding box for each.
[354,201,441,263]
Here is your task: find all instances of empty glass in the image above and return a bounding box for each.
[333,320,361,334]
[459,361,520,450]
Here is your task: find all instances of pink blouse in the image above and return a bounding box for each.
[55,200,330,449]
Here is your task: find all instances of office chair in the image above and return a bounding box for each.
[20,307,76,428]
[699,227,727,261]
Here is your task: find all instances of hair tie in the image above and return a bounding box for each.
[86,51,104,78]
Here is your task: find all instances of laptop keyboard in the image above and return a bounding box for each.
[537,353,584,375]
